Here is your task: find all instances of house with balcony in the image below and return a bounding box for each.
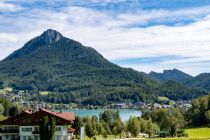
[0,108,75,140]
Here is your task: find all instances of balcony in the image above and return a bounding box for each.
[32,130,40,134]
[0,129,19,133]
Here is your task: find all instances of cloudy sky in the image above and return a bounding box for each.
[1,0,210,76]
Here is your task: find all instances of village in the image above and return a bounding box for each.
[0,89,192,111]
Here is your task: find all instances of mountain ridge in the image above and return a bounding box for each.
[149,69,193,83]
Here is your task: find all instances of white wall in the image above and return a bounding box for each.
[19,125,68,140]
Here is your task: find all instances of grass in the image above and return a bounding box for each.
[147,138,209,140]
[0,89,6,94]
[0,87,13,94]
[0,115,7,122]
[39,91,49,95]
[4,87,12,92]
[150,127,210,140]
[158,96,169,101]
[84,135,116,140]
[185,127,210,138]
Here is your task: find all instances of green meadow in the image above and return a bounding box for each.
[185,127,210,139]
[39,91,50,95]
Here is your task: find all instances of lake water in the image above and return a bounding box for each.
[57,109,142,121]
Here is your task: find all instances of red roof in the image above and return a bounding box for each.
[0,111,31,125]
[0,108,75,126]
[53,112,75,121]
[40,108,75,121]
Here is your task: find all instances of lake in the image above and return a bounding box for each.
[57,109,142,121]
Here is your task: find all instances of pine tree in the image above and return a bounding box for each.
[40,116,56,140]
[49,117,56,140]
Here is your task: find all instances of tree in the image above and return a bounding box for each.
[144,108,184,137]
[139,118,147,133]
[9,105,21,117]
[0,104,4,115]
[188,95,210,126]
[205,110,210,124]
[40,116,56,140]
[0,97,11,116]
[0,81,3,89]
[208,97,210,110]
[99,110,123,135]
[40,116,49,140]
[72,116,83,136]
[49,117,56,140]
[85,118,96,138]
[127,117,140,137]
[147,118,156,138]
[113,119,123,138]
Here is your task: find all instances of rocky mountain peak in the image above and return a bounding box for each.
[40,29,63,44]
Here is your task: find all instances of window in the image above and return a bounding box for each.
[28,136,33,140]
[5,135,8,139]
[55,136,60,140]
[34,136,39,140]
[56,127,61,131]
[4,126,8,130]
[34,127,39,131]
[15,126,18,130]
[22,127,32,132]
[11,135,15,140]
[23,136,26,140]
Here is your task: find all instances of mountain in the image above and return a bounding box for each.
[184,73,210,91]
[149,69,193,83]
[0,29,207,105]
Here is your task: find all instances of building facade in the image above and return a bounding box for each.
[0,109,75,140]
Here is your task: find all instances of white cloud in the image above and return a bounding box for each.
[1,4,210,75]
[0,1,23,12]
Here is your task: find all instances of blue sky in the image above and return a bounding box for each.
[1,0,210,76]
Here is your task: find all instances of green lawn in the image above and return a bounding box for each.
[84,135,116,140]
[0,89,6,94]
[158,96,169,101]
[39,91,50,95]
[185,127,210,138]
[145,127,210,140]
[4,87,12,92]
[148,138,208,140]
[0,87,13,94]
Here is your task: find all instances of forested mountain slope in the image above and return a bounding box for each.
[0,29,207,105]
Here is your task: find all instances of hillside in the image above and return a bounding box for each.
[184,73,210,91]
[149,69,193,82]
[0,29,207,105]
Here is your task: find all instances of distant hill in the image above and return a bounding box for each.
[149,69,193,83]
[184,73,210,91]
[0,29,207,105]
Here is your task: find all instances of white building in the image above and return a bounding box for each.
[0,109,75,140]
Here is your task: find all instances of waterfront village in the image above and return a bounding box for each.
[0,88,192,111]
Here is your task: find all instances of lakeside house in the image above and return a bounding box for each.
[0,108,75,140]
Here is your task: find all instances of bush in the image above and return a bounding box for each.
[177,129,188,137]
